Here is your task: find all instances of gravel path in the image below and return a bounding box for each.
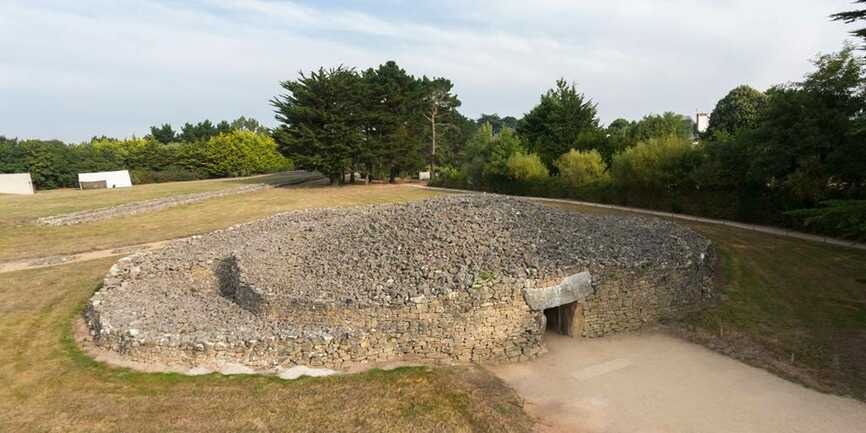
[488,331,866,433]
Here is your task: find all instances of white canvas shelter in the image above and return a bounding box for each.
[78,170,133,189]
[0,172,35,195]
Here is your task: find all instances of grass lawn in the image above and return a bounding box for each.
[0,258,533,433]
[0,180,439,262]
[0,172,300,222]
[548,201,866,401]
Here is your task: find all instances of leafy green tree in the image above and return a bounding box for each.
[216,120,232,135]
[706,85,768,136]
[831,1,866,44]
[461,123,525,187]
[420,76,461,174]
[477,114,519,135]
[180,120,218,143]
[272,66,365,183]
[230,116,269,134]
[22,140,77,189]
[749,44,866,203]
[435,111,477,169]
[204,130,290,177]
[149,124,177,144]
[631,112,694,142]
[611,135,702,193]
[517,79,601,168]
[0,137,27,174]
[361,61,426,181]
[507,152,549,181]
[554,149,610,188]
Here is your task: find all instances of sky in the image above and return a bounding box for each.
[0,0,859,142]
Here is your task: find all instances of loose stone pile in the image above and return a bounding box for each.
[85,194,715,369]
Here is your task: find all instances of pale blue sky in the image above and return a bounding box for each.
[0,0,857,142]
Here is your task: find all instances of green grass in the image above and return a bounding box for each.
[0,172,298,221]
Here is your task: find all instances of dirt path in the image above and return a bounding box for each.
[486,331,866,433]
[0,240,171,274]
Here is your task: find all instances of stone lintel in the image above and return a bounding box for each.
[523,271,593,311]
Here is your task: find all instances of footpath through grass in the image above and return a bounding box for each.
[0,258,533,433]
[0,180,438,262]
[550,201,866,401]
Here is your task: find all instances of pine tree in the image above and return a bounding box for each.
[832,1,866,44]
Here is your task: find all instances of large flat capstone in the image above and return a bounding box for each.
[523,271,593,311]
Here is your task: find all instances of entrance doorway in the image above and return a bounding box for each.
[544,302,583,337]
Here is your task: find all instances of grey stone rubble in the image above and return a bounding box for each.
[36,173,321,226]
[85,194,715,370]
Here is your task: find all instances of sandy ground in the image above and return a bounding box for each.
[486,331,866,433]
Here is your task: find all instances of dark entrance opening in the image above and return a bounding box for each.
[543,302,583,337]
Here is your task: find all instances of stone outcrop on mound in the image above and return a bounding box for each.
[84,194,715,370]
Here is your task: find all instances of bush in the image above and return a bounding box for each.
[204,130,292,178]
[785,200,866,241]
[130,168,202,184]
[506,152,548,182]
[433,166,467,188]
[610,135,701,192]
[554,149,609,188]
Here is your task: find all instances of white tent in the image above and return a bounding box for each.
[0,173,35,195]
[78,170,133,189]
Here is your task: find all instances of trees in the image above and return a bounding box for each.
[461,123,525,187]
[362,61,426,182]
[506,152,548,182]
[420,76,461,174]
[179,120,219,143]
[272,61,464,184]
[517,79,601,168]
[749,44,865,203]
[149,124,177,144]
[477,114,519,135]
[554,149,610,188]
[272,66,364,184]
[831,0,866,44]
[630,112,695,142]
[204,130,290,178]
[706,85,767,137]
[610,135,701,193]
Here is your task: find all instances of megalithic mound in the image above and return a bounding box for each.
[85,194,715,370]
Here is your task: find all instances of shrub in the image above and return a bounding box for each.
[506,152,549,182]
[610,135,701,192]
[130,168,202,184]
[461,124,525,188]
[433,166,467,188]
[554,149,610,188]
[785,200,866,241]
[204,130,292,178]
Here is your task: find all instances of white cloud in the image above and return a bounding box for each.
[0,0,856,142]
